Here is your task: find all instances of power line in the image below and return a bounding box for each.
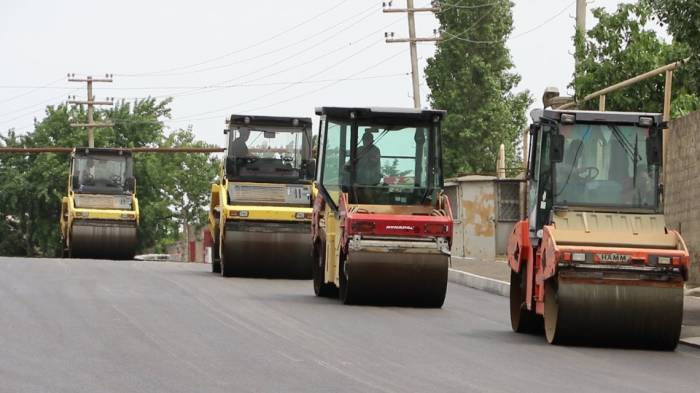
[0,73,408,91]
[512,0,576,39]
[441,0,575,44]
[170,38,389,122]
[149,16,405,101]
[0,90,78,121]
[118,0,351,77]
[166,48,407,125]
[0,77,65,105]
[124,3,380,79]
[438,0,504,11]
[239,50,407,114]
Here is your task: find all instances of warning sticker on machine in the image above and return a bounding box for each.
[597,253,630,263]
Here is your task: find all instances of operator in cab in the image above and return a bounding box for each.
[231,128,251,157]
[356,129,382,185]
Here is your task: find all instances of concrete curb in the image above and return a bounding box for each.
[447,268,509,298]
[680,337,700,349]
[447,267,700,350]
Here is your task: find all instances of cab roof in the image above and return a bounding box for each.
[315,107,446,123]
[228,114,312,129]
[73,147,133,157]
[541,109,663,125]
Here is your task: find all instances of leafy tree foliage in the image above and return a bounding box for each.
[648,0,700,92]
[425,0,531,177]
[647,0,700,56]
[573,3,699,117]
[381,158,411,178]
[0,99,218,256]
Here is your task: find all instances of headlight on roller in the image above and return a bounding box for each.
[572,253,586,262]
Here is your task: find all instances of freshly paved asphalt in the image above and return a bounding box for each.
[1,257,699,393]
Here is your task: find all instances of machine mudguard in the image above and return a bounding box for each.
[311,190,326,244]
[507,220,530,274]
[540,226,559,279]
[208,182,222,240]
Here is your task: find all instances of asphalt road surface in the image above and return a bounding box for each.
[1,257,699,393]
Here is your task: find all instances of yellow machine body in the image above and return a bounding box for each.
[60,148,139,259]
[208,114,315,278]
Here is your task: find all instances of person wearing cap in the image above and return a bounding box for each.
[356,130,382,185]
[231,128,251,158]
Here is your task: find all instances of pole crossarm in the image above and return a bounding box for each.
[386,37,441,43]
[383,7,439,13]
[67,74,114,148]
[67,78,113,83]
[70,123,114,127]
[67,100,114,106]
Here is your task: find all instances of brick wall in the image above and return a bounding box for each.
[665,110,700,285]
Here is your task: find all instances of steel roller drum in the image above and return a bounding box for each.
[341,250,448,307]
[70,220,138,260]
[221,222,312,278]
[544,276,684,349]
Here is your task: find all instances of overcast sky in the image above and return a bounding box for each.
[0,0,634,146]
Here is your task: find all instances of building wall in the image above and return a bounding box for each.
[664,110,700,285]
[444,185,464,257]
[446,178,520,259]
[459,180,497,259]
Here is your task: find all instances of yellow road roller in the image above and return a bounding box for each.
[311,107,453,307]
[209,115,315,278]
[60,148,139,259]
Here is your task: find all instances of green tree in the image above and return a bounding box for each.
[648,0,700,92]
[573,3,699,117]
[381,158,411,178]
[139,128,219,252]
[0,99,218,256]
[425,0,531,177]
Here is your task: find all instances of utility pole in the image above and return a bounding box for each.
[575,0,587,35]
[67,74,114,148]
[384,1,440,109]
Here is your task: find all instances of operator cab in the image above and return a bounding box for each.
[225,115,314,184]
[315,107,445,210]
[70,148,135,195]
[527,110,664,241]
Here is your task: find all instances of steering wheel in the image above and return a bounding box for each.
[575,166,599,181]
[281,155,293,162]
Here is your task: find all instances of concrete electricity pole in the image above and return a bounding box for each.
[384,1,440,109]
[575,0,587,34]
[67,74,114,148]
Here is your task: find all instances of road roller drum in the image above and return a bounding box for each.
[221,221,312,278]
[340,249,448,307]
[70,220,137,260]
[544,275,684,349]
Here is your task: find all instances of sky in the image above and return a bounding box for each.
[0,0,636,146]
